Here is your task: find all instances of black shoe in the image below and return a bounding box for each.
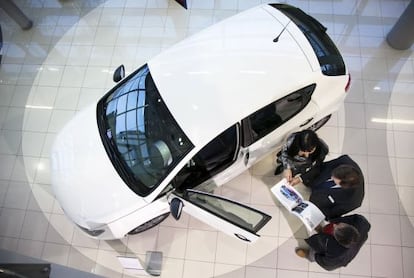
[274,165,283,175]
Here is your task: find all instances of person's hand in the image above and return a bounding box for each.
[290,177,301,186]
[315,224,323,233]
[283,169,293,182]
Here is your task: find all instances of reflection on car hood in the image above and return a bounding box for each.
[50,103,148,227]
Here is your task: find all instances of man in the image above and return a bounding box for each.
[308,155,364,219]
[295,214,370,271]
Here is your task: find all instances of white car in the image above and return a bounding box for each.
[51,3,350,242]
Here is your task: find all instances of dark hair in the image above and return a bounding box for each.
[332,165,361,188]
[334,223,360,248]
[297,130,319,152]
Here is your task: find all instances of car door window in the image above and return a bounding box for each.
[173,124,239,190]
[242,84,315,147]
[171,189,271,237]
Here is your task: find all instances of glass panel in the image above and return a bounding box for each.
[97,64,194,197]
[269,4,346,76]
[185,190,270,233]
[242,84,315,146]
[248,103,282,140]
[276,92,303,122]
[173,125,238,190]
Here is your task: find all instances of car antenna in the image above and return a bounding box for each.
[273,20,291,43]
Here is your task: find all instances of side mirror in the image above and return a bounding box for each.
[113,65,125,82]
[170,198,183,220]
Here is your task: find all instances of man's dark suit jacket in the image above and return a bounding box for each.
[305,214,371,271]
[309,155,364,219]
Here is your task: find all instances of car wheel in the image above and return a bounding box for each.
[127,212,170,235]
[308,114,331,131]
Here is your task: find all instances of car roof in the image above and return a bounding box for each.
[148,4,320,148]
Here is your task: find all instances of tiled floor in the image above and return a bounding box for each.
[0,0,413,277]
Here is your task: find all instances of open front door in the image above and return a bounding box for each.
[168,190,271,243]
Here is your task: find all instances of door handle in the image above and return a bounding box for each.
[300,118,313,127]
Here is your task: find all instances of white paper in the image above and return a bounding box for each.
[271,178,325,233]
[117,256,149,276]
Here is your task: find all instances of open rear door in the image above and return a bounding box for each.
[168,189,271,243]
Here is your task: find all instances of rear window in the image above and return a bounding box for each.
[270,4,346,76]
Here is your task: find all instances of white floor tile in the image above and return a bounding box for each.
[11,156,39,183]
[215,232,247,264]
[42,242,71,266]
[24,108,53,132]
[367,156,396,185]
[371,245,403,278]
[47,110,75,133]
[339,103,366,128]
[369,184,400,214]
[20,131,45,156]
[391,106,414,132]
[339,127,367,155]
[390,82,414,106]
[363,79,391,105]
[277,237,309,271]
[60,66,87,87]
[3,181,31,210]
[214,263,245,278]
[394,131,414,158]
[20,210,50,241]
[339,244,371,276]
[0,236,19,252]
[16,239,45,259]
[27,183,55,212]
[0,180,9,207]
[157,226,187,259]
[370,214,401,246]
[403,247,414,278]
[54,87,81,110]
[182,260,214,278]
[395,157,414,186]
[245,266,276,278]
[400,216,414,247]
[398,186,414,216]
[0,130,22,155]
[366,129,395,156]
[46,213,75,244]
[246,235,277,267]
[0,208,25,237]
[67,246,98,273]
[185,229,217,262]
[66,45,93,66]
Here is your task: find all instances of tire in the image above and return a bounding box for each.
[308,114,331,131]
[127,212,170,235]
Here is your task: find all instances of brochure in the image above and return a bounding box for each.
[271,178,325,233]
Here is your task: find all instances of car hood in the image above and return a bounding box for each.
[50,103,148,228]
[148,4,319,148]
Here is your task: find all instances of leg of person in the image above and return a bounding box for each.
[274,151,283,175]
[274,164,284,175]
[295,247,316,262]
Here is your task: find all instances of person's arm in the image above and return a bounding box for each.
[305,234,330,254]
[279,133,297,182]
[316,138,329,163]
[278,133,296,169]
[295,138,329,186]
[309,190,335,218]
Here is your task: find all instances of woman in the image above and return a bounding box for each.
[274,130,328,186]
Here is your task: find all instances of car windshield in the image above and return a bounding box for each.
[97,64,193,197]
[270,4,346,76]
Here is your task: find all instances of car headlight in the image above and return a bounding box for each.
[76,224,105,237]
